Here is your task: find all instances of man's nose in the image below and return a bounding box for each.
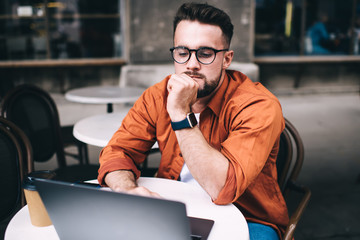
[187,52,201,70]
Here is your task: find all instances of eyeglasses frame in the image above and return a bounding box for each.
[170,46,229,65]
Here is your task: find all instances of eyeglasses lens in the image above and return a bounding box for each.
[173,48,215,64]
[197,49,215,64]
[173,48,190,63]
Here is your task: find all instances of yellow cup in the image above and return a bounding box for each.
[23,170,56,227]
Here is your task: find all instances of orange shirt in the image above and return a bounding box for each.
[98,70,289,237]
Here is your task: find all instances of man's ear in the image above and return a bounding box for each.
[222,50,234,69]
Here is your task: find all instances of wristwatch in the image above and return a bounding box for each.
[171,112,198,131]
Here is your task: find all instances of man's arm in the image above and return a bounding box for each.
[167,73,229,201]
[105,170,161,198]
[175,127,229,201]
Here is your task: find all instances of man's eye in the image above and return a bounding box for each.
[198,50,213,58]
[198,52,213,58]
[178,52,189,57]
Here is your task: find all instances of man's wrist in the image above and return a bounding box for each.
[167,107,190,122]
[171,112,198,131]
[169,113,188,122]
[105,170,137,192]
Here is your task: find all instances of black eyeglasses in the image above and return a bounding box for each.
[170,46,229,65]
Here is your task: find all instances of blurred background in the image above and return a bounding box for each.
[0,0,359,93]
[0,0,359,239]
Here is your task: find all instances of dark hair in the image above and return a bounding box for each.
[173,2,234,47]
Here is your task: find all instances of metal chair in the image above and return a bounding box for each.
[277,118,311,240]
[6,36,27,59]
[0,84,99,182]
[228,62,259,82]
[0,117,29,222]
[0,117,34,175]
[119,64,174,88]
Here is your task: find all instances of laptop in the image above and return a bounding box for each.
[33,178,214,240]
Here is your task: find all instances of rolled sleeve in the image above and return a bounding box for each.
[98,146,141,186]
[213,162,239,204]
[214,97,284,205]
[97,86,163,186]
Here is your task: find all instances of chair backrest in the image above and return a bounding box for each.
[276,118,305,193]
[0,84,67,168]
[7,37,27,52]
[119,64,174,88]
[0,117,34,175]
[228,62,259,82]
[276,118,311,240]
[32,36,47,52]
[0,120,27,221]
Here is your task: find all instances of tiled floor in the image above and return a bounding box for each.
[277,93,360,239]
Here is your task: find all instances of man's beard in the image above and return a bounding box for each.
[184,71,222,98]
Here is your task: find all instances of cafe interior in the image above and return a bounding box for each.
[1,0,359,239]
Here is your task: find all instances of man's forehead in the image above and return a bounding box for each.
[174,20,224,47]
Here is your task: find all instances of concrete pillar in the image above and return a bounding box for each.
[127,0,253,63]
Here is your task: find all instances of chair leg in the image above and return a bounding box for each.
[82,143,89,165]
[76,142,89,165]
[76,143,84,165]
[64,142,89,165]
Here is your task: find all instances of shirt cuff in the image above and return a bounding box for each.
[98,158,141,186]
[213,163,239,205]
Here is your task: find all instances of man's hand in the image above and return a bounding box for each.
[167,73,199,121]
[126,186,161,198]
[105,170,161,198]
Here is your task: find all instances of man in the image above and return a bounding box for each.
[98,3,289,239]
[306,14,331,54]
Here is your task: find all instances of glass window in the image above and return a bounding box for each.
[305,0,353,55]
[0,0,123,60]
[352,1,360,55]
[255,0,303,56]
[255,0,359,56]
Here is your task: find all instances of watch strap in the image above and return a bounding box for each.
[171,112,198,131]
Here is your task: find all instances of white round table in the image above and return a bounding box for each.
[65,86,145,112]
[73,110,158,149]
[73,110,130,147]
[5,177,249,240]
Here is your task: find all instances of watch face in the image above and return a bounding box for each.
[187,113,198,128]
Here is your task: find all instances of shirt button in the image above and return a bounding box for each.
[179,153,182,157]
[170,175,175,180]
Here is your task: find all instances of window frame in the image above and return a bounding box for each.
[254,0,360,62]
[0,0,128,66]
